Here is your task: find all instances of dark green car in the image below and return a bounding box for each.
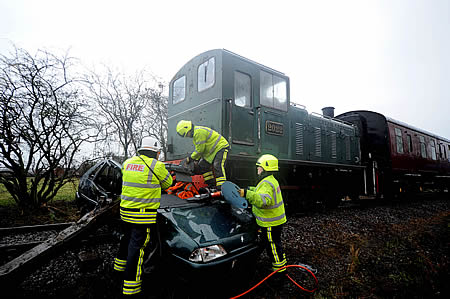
[76,159,261,297]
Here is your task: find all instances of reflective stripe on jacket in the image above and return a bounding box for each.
[120,155,172,224]
[190,126,229,164]
[245,175,287,227]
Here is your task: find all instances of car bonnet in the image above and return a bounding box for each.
[160,197,256,245]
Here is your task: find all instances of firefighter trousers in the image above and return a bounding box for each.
[198,148,229,188]
[114,221,158,296]
[261,225,287,273]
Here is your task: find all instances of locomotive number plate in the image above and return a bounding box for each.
[265,120,284,136]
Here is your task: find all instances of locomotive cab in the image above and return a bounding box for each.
[167,49,291,162]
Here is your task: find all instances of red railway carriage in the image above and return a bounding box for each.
[386,117,450,174]
[336,110,450,198]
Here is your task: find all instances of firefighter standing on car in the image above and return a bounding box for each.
[176,120,229,189]
[239,154,287,276]
[113,136,173,297]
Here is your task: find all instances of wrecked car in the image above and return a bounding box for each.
[76,159,261,296]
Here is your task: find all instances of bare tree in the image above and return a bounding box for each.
[0,46,96,210]
[84,67,167,160]
[142,83,169,159]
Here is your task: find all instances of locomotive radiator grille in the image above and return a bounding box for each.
[331,131,337,159]
[295,123,304,155]
[315,127,322,157]
[346,136,351,160]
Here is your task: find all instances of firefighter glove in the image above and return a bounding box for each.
[239,189,246,197]
[185,157,191,164]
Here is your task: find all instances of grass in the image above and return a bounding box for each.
[0,178,79,208]
[0,178,81,226]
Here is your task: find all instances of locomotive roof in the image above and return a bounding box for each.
[221,49,286,76]
[171,49,286,82]
[339,110,449,142]
[386,116,450,143]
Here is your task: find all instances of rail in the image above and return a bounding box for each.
[0,222,73,236]
[0,199,119,287]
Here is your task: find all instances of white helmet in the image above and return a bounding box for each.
[138,136,161,152]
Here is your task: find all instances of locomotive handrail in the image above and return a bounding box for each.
[263,110,284,117]
[280,158,364,169]
[290,102,306,110]
[310,112,356,128]
[228,153,365,169]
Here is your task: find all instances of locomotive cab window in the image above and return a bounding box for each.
[395,128,404,153]
[260,70,287,111]
[198,57,215,92]
[172,76,186,104]
[234,71,251,108]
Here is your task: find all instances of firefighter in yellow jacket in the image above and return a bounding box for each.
[176,120,229,189]
[113,136,172,297]
[239,154,287,275]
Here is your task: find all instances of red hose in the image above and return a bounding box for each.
[230,264,318,298]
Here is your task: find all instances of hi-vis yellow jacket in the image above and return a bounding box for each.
[190,126,229,164]
[245,175,287,227]
[120,155,173,224]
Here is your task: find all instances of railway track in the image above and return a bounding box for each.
[287,191,448,216]
[0,223,72,264]
[0,194,447,299]
[0,222,73,235]
[1,196,446,299]
[0,222,119,266]
[0,201,120,288]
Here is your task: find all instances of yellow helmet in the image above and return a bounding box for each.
[176,120,193,137]
[256,154,279,171]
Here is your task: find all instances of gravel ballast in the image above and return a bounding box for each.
[3,197,449,299]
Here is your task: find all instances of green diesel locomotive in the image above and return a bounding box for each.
[167,49,364,208]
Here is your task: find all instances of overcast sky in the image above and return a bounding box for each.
[1,0,449,138]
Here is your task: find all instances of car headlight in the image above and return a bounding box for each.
[189,244,227,262]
